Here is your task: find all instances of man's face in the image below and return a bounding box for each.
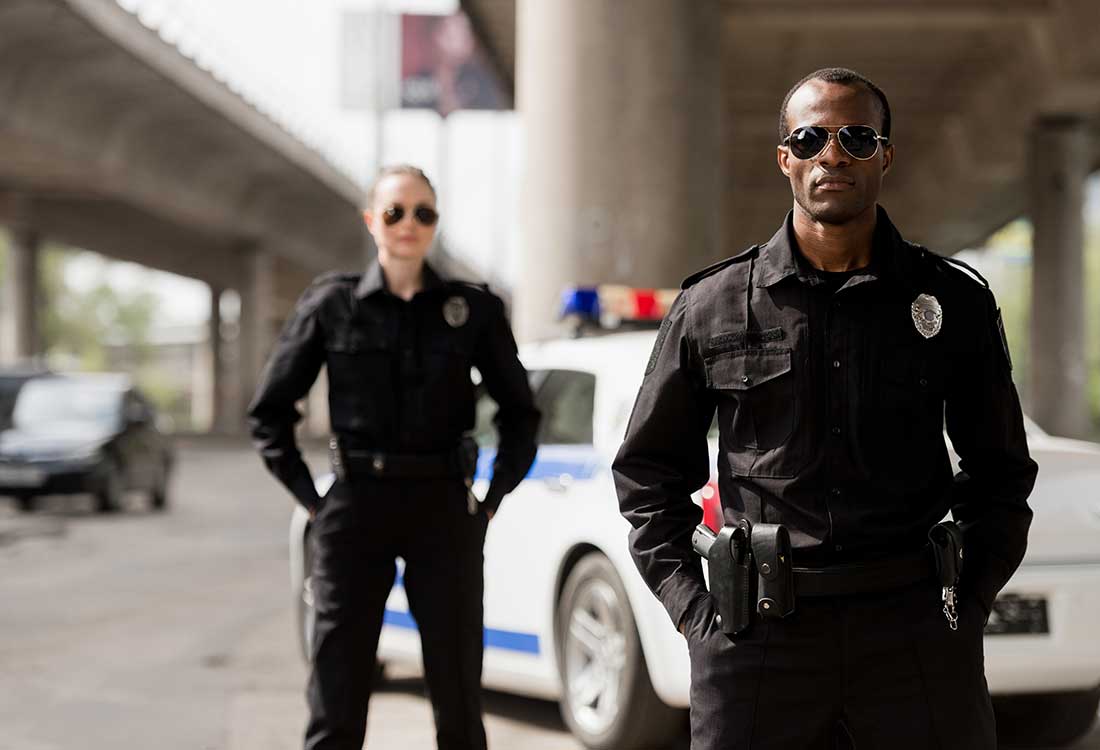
[777,80,894,225]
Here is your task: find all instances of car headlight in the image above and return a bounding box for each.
[62,446,104,464]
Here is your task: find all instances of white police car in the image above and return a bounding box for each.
[290,286,1100,749]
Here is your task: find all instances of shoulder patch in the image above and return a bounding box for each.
[681,246,758,290]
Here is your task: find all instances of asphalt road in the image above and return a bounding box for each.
[0,438,1096,750]
[0,439,581,750]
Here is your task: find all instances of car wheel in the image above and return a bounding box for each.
[14,494,36,513]
[994,687,1100,747]
[294,524,387,684]
[150,460,169,511]
[556,552,684,750]
[95,462,124,513]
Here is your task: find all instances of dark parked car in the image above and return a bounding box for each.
[0,373,174,513]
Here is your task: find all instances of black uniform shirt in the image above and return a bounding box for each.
[248,261,540,512]
[613,207,1037,630]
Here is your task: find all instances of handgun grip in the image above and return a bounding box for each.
[692,523,716,558]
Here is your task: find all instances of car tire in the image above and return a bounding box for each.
[95,462,124,514]
[556,552,685,750]
[994,686,1100,747]
[14,494,36,513]
[294,531,386,688]
[150,460,169,511]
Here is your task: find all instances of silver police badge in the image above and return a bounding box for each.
[443,296,470,328]
[910,294,943,339]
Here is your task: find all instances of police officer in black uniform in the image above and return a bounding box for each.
[613,68,1038,749]
[248,165,540,750]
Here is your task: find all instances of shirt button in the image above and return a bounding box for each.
[830,488,841,497]
[835,544,844,552]
[919,377,928,388]
[832,360,841,369]
[741,375,751,385]
[831,426,841,436]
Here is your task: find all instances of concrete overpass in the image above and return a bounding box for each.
[0,0,368,431]
[463,0,1100,438]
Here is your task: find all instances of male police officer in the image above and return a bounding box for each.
[613,68,1037,748]
[249,165,540,750]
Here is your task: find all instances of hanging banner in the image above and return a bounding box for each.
[400,12,507,117]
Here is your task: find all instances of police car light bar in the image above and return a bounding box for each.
[559,285,678,330]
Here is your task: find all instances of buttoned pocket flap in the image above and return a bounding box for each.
[706,349,791,391]
[326,328,388,353]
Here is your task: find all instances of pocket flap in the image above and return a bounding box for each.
[706,349,791,391]
[326,328,389,353]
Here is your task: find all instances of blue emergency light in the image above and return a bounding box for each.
[559,287,600,322]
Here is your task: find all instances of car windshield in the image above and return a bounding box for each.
[11,380,123,431]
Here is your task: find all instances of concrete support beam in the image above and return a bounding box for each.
[209,285,232,435]
[1,218,41,365]
[237,249,278,433]
[1029,116,1091,438]
[515,0,724,341]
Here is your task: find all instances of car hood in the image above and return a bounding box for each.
[0,425,115,459]
[1021,444,1100,566]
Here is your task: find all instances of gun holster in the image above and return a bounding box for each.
[751,523,795,619]
[692,519,796,637]
[457,435,479,483]
[693,519,754,636]
[928,520,964,589]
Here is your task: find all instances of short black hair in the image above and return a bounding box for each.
[778,67,891,143]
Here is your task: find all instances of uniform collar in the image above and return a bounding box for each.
[755,205,915,292]
[355,259,446,299]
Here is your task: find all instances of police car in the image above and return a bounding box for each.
[290,286,1100,749]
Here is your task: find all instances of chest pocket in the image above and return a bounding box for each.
[324,324,394,404]
[871,344,949,481]
[705,348,796,475]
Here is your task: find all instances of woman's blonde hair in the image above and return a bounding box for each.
[366,165,436,206]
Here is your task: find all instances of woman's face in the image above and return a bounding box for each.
[364,174,438,264]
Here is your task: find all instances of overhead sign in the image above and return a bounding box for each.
[400,12,507,117]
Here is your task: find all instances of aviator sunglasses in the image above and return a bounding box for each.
[782,124,889,161]
[382,203,439,227]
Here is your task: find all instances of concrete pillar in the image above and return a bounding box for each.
[1029,116,1091,438]
[238,249,278,432]
[1,222,41,365]
[208,285,231,434]
[514,0,724,341]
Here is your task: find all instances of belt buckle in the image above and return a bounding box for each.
[370,453,385,475]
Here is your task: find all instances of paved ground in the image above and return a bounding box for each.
[0,437,1096,749]
[0,438,581,750]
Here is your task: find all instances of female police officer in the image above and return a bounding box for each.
[248,165,540,750]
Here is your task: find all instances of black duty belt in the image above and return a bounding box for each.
[330,439,467,480]
[793,547,935,598]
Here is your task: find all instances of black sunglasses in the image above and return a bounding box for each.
[782,125,889,161]
[382,203,439,227]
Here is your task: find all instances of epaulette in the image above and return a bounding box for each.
[449,279,491,293]
[934,253,991,289]
[681,245,758,290]
[310,270,361,287]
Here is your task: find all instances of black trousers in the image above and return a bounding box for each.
[304,477,489,750]
[682,582,996,750]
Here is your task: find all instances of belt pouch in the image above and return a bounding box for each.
[751,523,795,618]
[928,521,964,588]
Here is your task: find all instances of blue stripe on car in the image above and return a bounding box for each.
[383,609,541,655]
[476,445,599,482]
